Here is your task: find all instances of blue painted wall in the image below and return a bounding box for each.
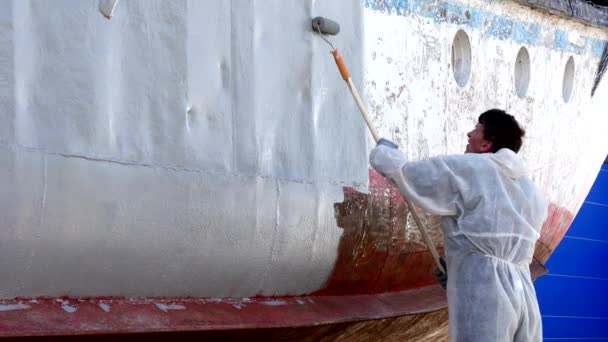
[535,162,608,341]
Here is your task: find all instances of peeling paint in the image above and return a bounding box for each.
[0,304,31,312]
[61,303,77,313]
[155,303,186,312]
[555,30,586,54]
[592,40,607,57]
[260,300,288,306]
[364,0,606,56]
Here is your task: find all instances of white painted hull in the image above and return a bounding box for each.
[0,0,606,299]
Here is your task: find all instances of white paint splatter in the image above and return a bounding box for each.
[232,303,242,310]
[99,303,111,312]
[568,31,584,47]
[260,300,288,306]
[155,303,186,312]
[296,299,305,305]
[61,303,77,313]
[0,304,31,312]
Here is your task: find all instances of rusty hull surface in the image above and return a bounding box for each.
[0,288,446,339]
[13,310,451,342]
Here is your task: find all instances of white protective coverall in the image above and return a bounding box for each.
[370,145,548,342]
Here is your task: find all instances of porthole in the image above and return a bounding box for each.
[451,30,472,87]
[514,47,530,98]
[562,56,575,103]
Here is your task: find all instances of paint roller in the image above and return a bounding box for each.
[312,16,446,274]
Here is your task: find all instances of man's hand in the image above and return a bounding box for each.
[434,257,447,289]
[377,138,398,149]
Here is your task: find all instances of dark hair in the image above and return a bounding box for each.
[478,109,525,153]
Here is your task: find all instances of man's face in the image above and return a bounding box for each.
[466,123,493,153]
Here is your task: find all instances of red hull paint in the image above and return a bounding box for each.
[315,169,443,295]
[535,202,575,264]
[0,287,446,337]
[316,169,563,295]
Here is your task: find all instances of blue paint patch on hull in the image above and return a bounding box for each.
[512,21,541,46]
[593,40,608,58]
[555,30,587,54]
[364,0,606,57]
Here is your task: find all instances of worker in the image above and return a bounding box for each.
[370,109,547,342]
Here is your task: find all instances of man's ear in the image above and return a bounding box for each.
[480,140,493,153]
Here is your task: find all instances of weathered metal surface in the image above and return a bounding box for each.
[317,169,549,296]
[0,310,450,341]
[569,1,608,28]
[513,0,608,28]
[315,170,444,295]
[0,287,446,337]
[362,0,607,265]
